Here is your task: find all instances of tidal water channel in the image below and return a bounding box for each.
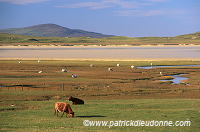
[138,65,200,84]
[159,74,189,84]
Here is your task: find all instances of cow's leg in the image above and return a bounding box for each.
[61,111,64,118]
[55,110,59,117]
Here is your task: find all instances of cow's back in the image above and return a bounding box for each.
[55,102,67,112]
[69,96,84,104]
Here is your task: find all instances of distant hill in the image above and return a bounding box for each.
[175,32,200,39]
[0,24,114,38]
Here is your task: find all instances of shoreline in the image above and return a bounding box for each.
[1,44,200,48]
[0,57,200,61]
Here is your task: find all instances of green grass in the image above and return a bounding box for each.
[0,32,200,45]
[0,98,199,132]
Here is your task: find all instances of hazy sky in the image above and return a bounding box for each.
[0,0,199,37]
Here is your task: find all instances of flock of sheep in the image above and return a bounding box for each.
[62,63,138,78]
[19,60,138,78]
[18,60,161,79]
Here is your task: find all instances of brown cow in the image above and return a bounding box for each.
[69,96,84,105]
[54,102,74,118]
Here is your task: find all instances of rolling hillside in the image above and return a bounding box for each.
[175,31,200,39]
[0,25,199,45]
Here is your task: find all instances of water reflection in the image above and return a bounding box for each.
[137,65,197,85]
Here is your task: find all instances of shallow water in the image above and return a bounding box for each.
[0,46,200,59]
[160,74,189,84]
[137,65,200,69]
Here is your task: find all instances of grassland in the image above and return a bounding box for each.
[0,32,200,46]
[0,60,200,131]
[1,98,199,132]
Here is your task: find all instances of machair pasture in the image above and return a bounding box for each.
[0,60,200,131]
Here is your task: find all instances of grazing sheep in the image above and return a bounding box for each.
[72,74,78,78]
[116,64,120,67]
[108,68,113,71]
[90,64,94,67]
[69,96,84,105]
[62,69,67,72]
[160,72,163,75]
[54,102,74,118]
[131,65,135,68]
[38,71,42,73]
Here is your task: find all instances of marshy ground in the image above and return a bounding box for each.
[0,60,200,100]
[0,60,200,131]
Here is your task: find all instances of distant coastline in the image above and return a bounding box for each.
[0,43,200,47]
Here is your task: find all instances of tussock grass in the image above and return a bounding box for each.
[0,60,200,99]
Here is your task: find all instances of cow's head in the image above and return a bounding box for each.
[70,112,74,118]
[69,96,74,101]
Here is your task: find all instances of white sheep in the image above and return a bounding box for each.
[62,69,67,72]
[72,74,78,78]
[108,68,113,71]
[116,64,120,67]
[38,71,42,73]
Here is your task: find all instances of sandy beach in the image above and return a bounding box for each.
[0,45,200,61]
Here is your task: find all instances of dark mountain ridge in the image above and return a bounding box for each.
[0,24,114,38]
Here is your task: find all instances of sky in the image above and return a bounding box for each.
[0,0,199,37]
